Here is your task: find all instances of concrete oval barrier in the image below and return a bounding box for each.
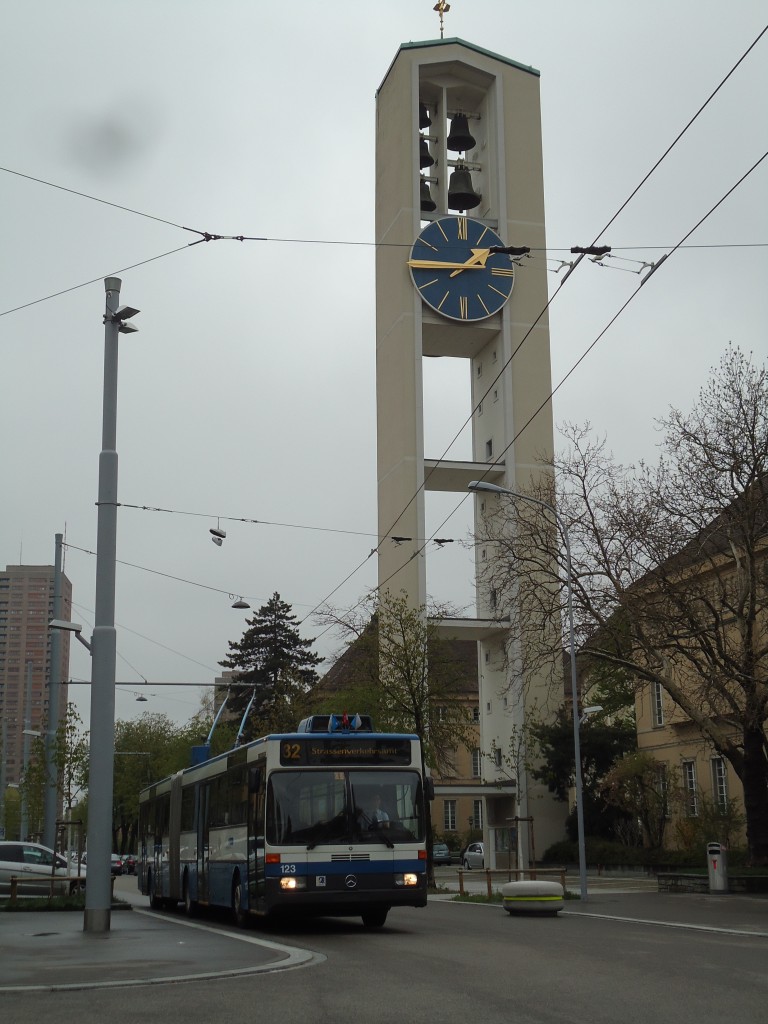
[502,879,564,915]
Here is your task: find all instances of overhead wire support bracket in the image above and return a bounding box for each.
[182,226,269,245]
[639,252,669,286]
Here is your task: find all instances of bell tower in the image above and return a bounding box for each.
[375,38,564,863]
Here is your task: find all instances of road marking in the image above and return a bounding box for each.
[561,909,768,938]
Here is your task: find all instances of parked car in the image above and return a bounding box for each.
[0,841,86,896]
[110,854,123,876]
[462,841,484,869]
[432,842,452,866]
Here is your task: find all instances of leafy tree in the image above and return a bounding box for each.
[671,796,746,853]
[530,710,636,803]
[220,592,322,741]
[528,709,636,841]
[111,711,233,855]
[600,751,678,850]
[317,591,474,776]
[18,703,89,842]
[476,346,768,863]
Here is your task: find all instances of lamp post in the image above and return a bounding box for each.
[49,279,139,933]
[468,479,592,900]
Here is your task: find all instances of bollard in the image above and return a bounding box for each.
[707,842,728,893]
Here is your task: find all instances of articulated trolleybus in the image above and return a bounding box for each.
[138,714,431,928]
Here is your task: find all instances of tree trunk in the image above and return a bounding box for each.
[740,725,768,866]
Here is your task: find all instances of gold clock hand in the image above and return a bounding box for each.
[449,248,492,277]
[407,257,486,270]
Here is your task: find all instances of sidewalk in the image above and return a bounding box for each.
[0,903,316,992]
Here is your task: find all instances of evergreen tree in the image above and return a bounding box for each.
[220,592,322,740]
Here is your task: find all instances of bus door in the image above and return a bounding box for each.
[197,782,210,902]
[248,765,266,912]
[168,772,183,902]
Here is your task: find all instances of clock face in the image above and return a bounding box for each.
[408,216,515,322]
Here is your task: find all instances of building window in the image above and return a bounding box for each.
[484,650,490,663]
[493,388,498,402]
[477,362,482,377]
[682,760,699,817]
[651,681,664,727]
[478,401,483,415]
[485,439,493,459]
[444,800,457,831]
[711,757,728,811]
[472,706,480,723]
[494,747,503,768]
[657,763,670,818]
[472,749,482,777]
[472,800,484,830]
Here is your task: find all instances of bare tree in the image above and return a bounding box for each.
[316,590,476,881]
[476,346,768,863]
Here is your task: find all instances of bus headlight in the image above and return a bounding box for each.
[279,876,306,891]
[395,873,419,887]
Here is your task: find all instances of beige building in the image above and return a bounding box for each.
[626,488,767,852]
[375,38,565,865]
[0,564,73,786]
[636,680,744,846]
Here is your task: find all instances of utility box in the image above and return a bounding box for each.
[707,842,728,893]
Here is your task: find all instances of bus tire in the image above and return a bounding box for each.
[149,871,163,910]
[361,906,388,928]
[183,872,197,917]
[232,873,248,928]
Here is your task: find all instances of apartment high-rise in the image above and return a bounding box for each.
[0,564,73,786]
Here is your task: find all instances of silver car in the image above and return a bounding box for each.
[0,841,86,896]
[462,841,484,869]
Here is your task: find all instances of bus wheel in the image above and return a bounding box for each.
[232,874,248,928]
[361,906,388,928]
[183,873,197,917]
[149,871,163,910]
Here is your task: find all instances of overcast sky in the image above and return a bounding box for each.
[2,1,766,732]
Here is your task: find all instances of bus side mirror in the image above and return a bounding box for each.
[424,777,435,801]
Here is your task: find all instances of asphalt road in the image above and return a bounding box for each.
[2,873,765,1024]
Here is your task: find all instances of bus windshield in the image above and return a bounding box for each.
[267,769,424,847]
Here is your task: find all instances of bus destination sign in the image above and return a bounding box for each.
[280,737,412,767]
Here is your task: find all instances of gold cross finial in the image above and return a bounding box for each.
[433,1,451,39]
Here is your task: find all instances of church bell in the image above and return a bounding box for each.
[447,113,476,153]
[420,177,437,213]
[447,165,481,211]
[419,137,435,169]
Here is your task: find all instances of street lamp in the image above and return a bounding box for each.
[50,279,139,933]
[468,479,591,900]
